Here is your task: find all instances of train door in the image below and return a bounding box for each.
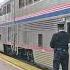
[67,22,70,35]
[67,22,70,42]
[67,22,70,70]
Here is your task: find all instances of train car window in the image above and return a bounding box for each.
[38,34,43,47]
[7,4,11,13]
[26,0,33,5]
[0,34,1,40]
[34,0,40,2]
[3,6,6,15]
[0,8,2,16]
[19,0,25,8]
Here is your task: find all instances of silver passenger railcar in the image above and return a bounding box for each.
[0,0,70,69]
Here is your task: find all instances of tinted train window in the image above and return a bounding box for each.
[0,9,2,16]
[7,4,11,13]
[19,0,40,8]
[38,34,43,47]
[3,6,6,15]
[19,0,25,8]
[0,34,1,40]
[26,0,33,5]
[34,0,40,2]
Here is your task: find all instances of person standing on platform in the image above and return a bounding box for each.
[50,24,69,70]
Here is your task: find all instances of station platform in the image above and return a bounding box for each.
[0,53,42,70]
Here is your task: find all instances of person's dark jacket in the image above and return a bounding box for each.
[50,31,69,49]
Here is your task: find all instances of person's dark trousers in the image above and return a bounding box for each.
[53,50,69,70]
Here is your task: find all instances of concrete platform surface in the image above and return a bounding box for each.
[0,53,42,70]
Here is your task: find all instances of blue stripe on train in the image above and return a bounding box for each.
[1,8,70,26]
[16,8,70,23]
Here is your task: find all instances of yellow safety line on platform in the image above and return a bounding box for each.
[0,58,23,70]
[0,53,42,70]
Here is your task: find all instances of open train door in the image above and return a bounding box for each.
[67,22,70,70]
[67,22,70,36]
